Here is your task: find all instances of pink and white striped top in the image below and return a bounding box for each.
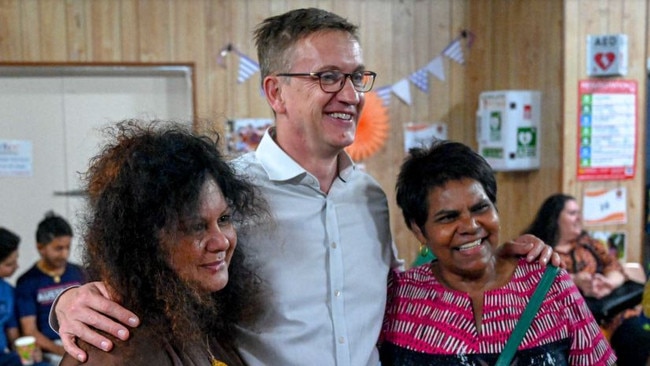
[380,259,616,365]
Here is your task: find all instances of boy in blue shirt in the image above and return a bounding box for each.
[0,228,22,366]
[16,212,85,365]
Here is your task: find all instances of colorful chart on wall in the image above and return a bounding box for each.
[577,79,637,180]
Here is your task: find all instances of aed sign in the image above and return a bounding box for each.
[586,34,628,77]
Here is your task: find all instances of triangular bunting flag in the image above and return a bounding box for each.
[374,85,392,106]
[237,54,260,84]
[426,56,445,81]
[392,79,412,105]
[442,38,464,65]
[408,68,429,93]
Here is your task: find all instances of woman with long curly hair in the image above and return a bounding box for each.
[60,120,268,365]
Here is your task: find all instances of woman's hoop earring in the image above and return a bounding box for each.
[419,243,430,257]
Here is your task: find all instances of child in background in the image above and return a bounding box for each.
[0,228,23,366]
[15,212,85,365]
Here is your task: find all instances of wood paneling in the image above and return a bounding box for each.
[467,0,565,250]
[0,0,469,267]
[1,0,647,266]
[563,0,648,264]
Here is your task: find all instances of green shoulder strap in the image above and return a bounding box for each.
[495,265,560,366]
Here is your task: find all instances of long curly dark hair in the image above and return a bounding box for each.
[81,120,267,350]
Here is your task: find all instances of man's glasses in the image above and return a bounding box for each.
[276,70,377,93]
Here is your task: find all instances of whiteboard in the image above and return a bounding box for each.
[0,65,194,284]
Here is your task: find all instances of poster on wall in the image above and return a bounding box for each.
[577,79,637,181]
[226,118,273,156]
[403,122,447,152]
[0,139,32,177]
[582,187,627,226]
[589,230,627,262]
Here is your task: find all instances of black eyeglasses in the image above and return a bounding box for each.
[276,70,377,93]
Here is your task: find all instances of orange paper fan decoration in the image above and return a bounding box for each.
[345,91,390,161]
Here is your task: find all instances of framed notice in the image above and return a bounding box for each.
[582,187,627,225]
[0,139,32,177]
[225,118,273,156]
[403,122,447,152]
[577,80,637,180]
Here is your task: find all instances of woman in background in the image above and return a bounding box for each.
[523,194,627,300]
[379,140,614,365]
[60,120,268,365]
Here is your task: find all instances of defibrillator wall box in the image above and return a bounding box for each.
[476,90,542,171]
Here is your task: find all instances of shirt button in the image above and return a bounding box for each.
[331,242,337,249]
[338,337,345,344]
[334,290,341,297]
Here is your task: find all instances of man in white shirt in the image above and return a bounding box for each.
[50,8,556,366]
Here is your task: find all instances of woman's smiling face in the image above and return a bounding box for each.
[168,178,237,293]
[558,198,582,243]
[412,178,500,279]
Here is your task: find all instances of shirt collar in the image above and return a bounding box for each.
[255,127,356,182]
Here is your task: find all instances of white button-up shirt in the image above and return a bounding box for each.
[233,128,402,366]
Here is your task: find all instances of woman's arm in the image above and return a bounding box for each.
[589,238,627,297]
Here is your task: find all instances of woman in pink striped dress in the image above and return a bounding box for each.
[379,140,615,366]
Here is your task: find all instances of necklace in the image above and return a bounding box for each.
[205,337,227,366]
[37,261,62,283]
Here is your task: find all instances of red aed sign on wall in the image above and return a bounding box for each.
[586,34,628,77]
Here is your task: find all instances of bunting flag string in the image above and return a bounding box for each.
[216,29,473,106]
[375,85,393,106]
[217,43,261,84]
[237,54,260,84]
[409,68,430,93]
[392,79,412,105]
[442,37,465,65]
[426,56,446,82]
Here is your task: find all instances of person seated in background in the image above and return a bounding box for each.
[379,141,615,365]
[58,120,268,365]
[0,228,26,366]
[523,194,627,299]
[522,193,643,336]
[15,212,85,365]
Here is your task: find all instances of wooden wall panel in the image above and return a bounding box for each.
[120,0,141,61]
[0,0,470,267]
[3,0,644,267]
[563,0,648,264]
[89,1,122,61]
[467,0,564,250]
[67,1,89,61]
[0,1,19,58]
[20,1,43,60]
[40,1,67,60]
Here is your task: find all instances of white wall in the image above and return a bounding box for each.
[0,66,193,284]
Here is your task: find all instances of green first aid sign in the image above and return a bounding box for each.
[517,127,537,158]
